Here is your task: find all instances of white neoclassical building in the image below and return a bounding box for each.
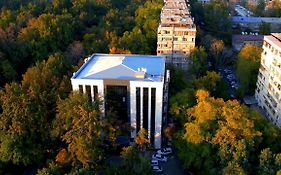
[255,33,281,127]
[71,54,169,148]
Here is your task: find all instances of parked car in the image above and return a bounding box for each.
[151,165,163,173]
[157,147,172,155]
[151,159,159,166]
[152,154,167,162]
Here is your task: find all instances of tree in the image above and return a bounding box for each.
[194,71,229,99]
[167,64,187,96]
[259,22,271,35]
[195,71,221,94]
[134,128,149,152]
[189,46,208,78]
[173,89,281,174]
[201,1,232,42]
[19,13,74,61]
[169,88,196,124]
[117,0,162,54]
[258,148,281,175]
[0,83,46,166]
[0,9,15,29]
[236,44,262,95]
[52,92,103,171]
[0,53,72,167]
[64,41,85,65]
[210,39,233,68]
[265,0,281,17]
[105,145,153,175]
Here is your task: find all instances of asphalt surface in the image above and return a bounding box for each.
[159,154,185,175]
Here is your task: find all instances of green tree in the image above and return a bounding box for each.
[189,46,208,78]
[170,88,196,124]
[202,1,232,42]
[53,92,103,171]
[167,64,187,96]
[195,71,221,93]
[105,146,153,175]
[194,71,229,99]
[236,44,262,95]
[118,0,162,54]
[0,9,15,29]
[0,53,72,167]
[0,83,46,166]
[259,22,271,35]
[19,13,74,61]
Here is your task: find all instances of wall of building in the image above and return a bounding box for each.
[255,35,281,127]
[130,81,164,148]
[71,79,105,113]
[71,78,165,148]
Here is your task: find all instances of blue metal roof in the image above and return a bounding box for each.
[72,53,166,82]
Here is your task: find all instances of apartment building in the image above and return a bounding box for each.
[157,0,196,69]
[71,54,169,148]
[255,33,281,127]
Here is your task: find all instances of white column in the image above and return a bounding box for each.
[130,86,137,138]
[83,84,86,93]
[154,86,163,148]
[91,85,94,102]
[98,82,105,117]
[140,87,143,129]
[148,87,151,140]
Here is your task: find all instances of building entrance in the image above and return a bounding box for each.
[105,85,129,124]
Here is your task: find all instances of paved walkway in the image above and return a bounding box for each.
[161,154,185,175]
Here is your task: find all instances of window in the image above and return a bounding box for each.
[143,88,148,130]
[93,86,98,101]
[79,85,83,93]
[85,85,92,102]
[150,88,156,145]
[136,87,141,133]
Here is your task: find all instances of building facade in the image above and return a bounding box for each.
[255,33,281,127]
[157,0,196,69]
[71,54,169,148]
[232,34,264,51]
[232,16,281,33]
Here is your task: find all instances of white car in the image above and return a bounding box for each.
[151,165,163,173]
[151,159,159,166]
[157,147,172,155]
[152,153,167,162]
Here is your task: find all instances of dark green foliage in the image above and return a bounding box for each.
[0,0,161,87]
[167,64,187,96]
[104,146,153,175]
[0,1,162,173]
[0,53,72,172]
[189,46,208,78]
[259,22,271,35]
[190,0,232,43]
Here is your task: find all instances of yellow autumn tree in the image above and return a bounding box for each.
[182,90,265,172]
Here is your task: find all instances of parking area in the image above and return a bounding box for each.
[218,67,239,97]
[150,148,185,175]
